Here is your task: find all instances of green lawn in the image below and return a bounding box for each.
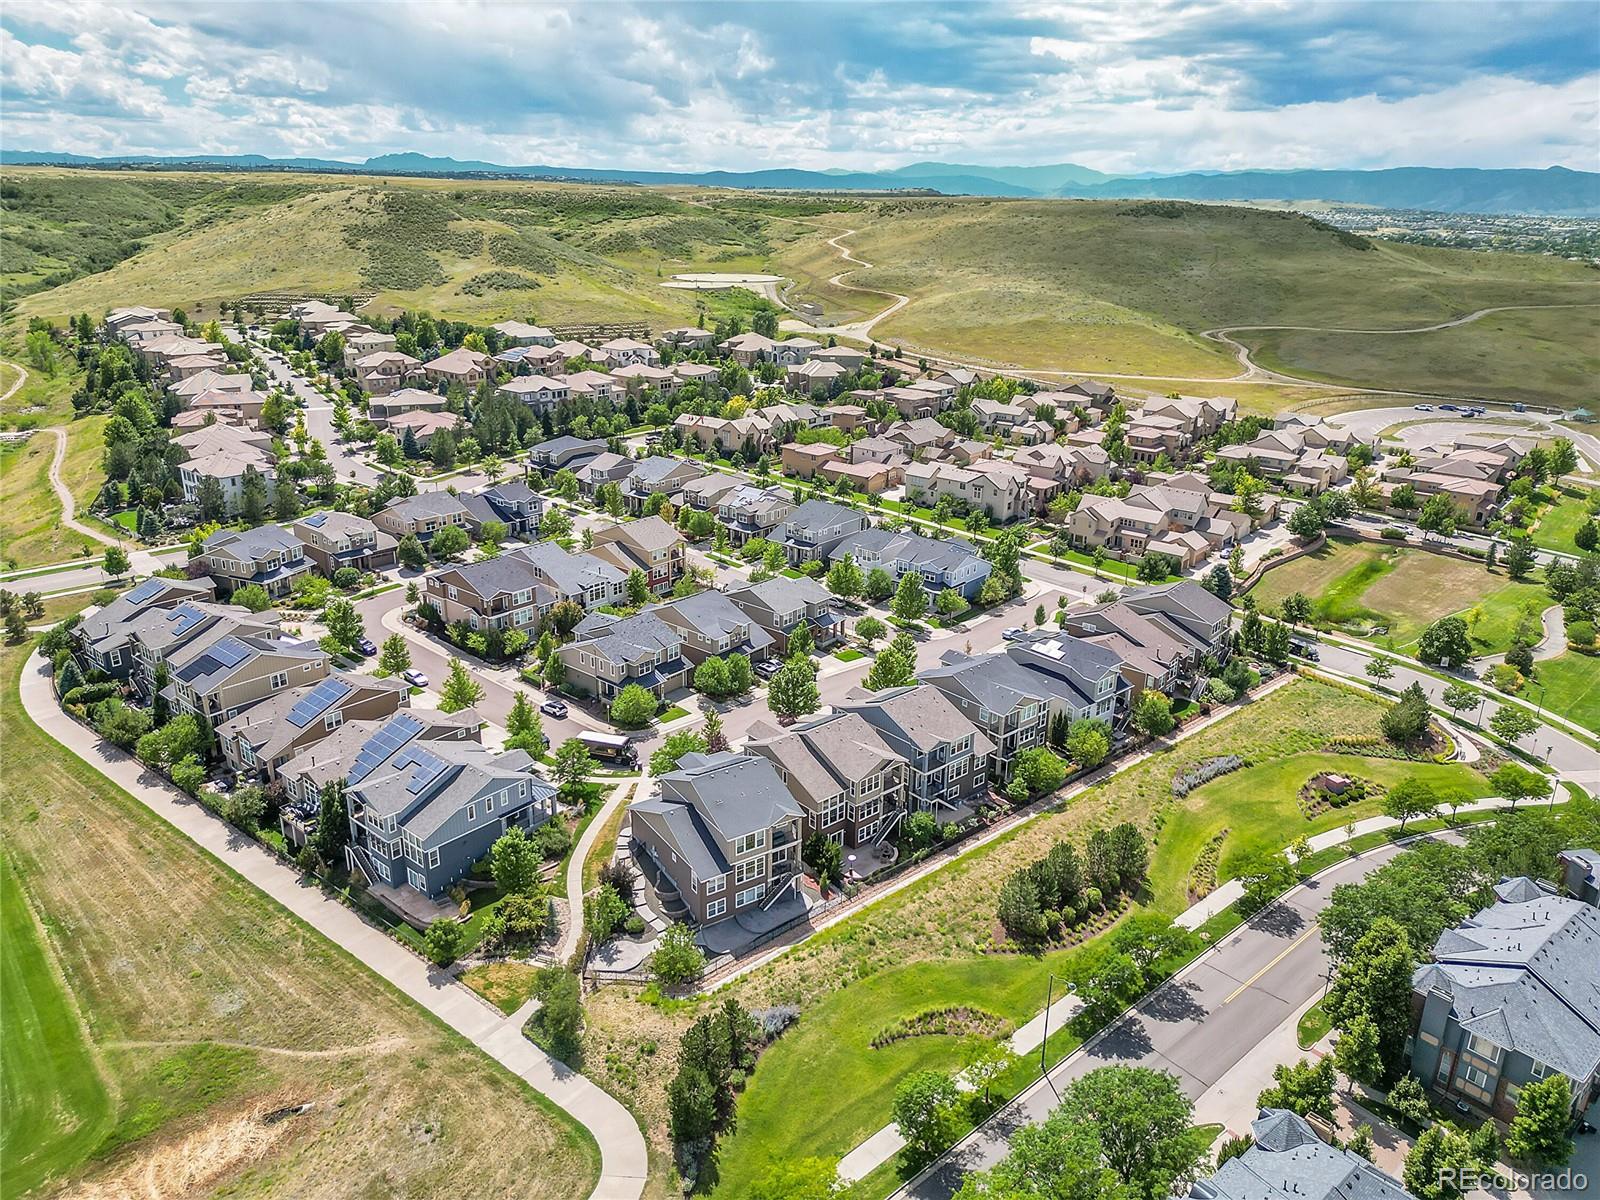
[1532,651,1600,735]
[1149,753,1492,914]
[1531,488,1597,553]
[0,854,114,1199]
[834,648,866,662]
[1297,1001,1333,1051]
[1248,537,1547,654]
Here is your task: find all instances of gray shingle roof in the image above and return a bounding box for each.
[1189,1109,1416,1199]
[203,523,301,561]
[831,526,987,578]
[568,611,682,666]
[1413,884,1600,1081]
[652,591,774,651]
[653,752,802,842]
[841,684,993,755]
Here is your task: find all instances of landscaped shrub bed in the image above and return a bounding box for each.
[871,1005,1009,1048]
[1186,829,1229,903]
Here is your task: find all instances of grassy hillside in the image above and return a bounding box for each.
[0,644,599,1199]
[7,169,1596,405]
[805,198,1600,396]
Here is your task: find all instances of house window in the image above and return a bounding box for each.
[735,859,764,885]
[323,710,344,731]
[1465,1035,1502,1064]
[427,849,440,868]
[734,830,766,855]
[407,868,427,891]
[859,820,880,842]
[705,898,727,920]
[484,795,494,813]
[705,875,726,895]
[467,804,476,821]
[735,884,766,908]
[1529,1061,1551,1081]
[270,671,288,689]
[1462,1063,1492,1090]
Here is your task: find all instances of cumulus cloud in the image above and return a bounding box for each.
[0,0,1593,171]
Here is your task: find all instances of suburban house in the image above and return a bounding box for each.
[557,611,691,705]
[575,451,638,498]
[774,498,871,565]
[882,416,957,457]
[1558,848,1600,907]
[513,542,629,611]
[117,602,281,702]
[1186,1108,1416,1200]
[71,578,217,682]
[491,320,556,346]
[166,629,328,725]
[461,481,544,540]
[199,524,313,599]
[1121,581,1234,664]
[1005,633,1130,729]
[746,712,908,850]
[1061,600,1198,700]
[343,732,557,901]
[905,460,1033,523]
[679,473,743,512]
[781,441,842,480]
[882,385,944,420]
[1217,429,1352,496]
[828,404,874,435]
[674,412,775,458]
[819,458,896,494]
[1012,442,1113,488]
[368,387,448,425]
[610,363,679,395]
[1139,394,1237,439]
[1059,379,1117,410]
[529,435,608,472]
[719,332,820,367]
[1410,877,1600,1126]
[498,374,570,413]
[660,327,715,350]
[277,711,482,848]
[293,511,399,575]
[373,492,476,544]
[594,338,660,368]
[170,368,254,404]
[424,554,549,636]
[562,369,620,403]
[629,752,805,925]
[716,485,796,547]
[1124,412,1195,465]
[830,527,992,601]
[217,673,408,782]
[838,685,995,817]
[174,424,277,512]
[919,652,1051,779]
[421,346,492,388]
[1067,478,1256,569]
[179,387,269,430]
[787,359,847,396]
[810,345,869,371]
[353,350,423,395]
[587,516,686,594]
[1380,466,1501,525]
[385,410,459,449]
[671,360,722,389]
[724,575,844,654]
[620,456,702,514]
[648,591,776,666]
[496,343,567,372]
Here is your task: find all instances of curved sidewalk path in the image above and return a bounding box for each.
[559,776,647,964]
[20,654,649,1200]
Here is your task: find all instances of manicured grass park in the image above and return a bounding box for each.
[1248,537,1547,654]
[1532,650,1600,735]
[1531,487,1597,553]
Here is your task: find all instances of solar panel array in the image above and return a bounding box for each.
[210,636,252,668]
[346,712,426,785]
[125,579,167,605]
[399,747,450,795]
[285,676,353,728]
[167,604,208,635]
[301,512,328,528]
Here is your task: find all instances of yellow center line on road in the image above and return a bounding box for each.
[1223,925,1321,1005]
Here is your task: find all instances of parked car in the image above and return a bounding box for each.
[401,668,429,688]
[1512,402,1527,413]
[1413,403,1434,411]
[539,698,569,718]
[754,658,783,679]
[353,637,377,656]
[1290,640,1321,661]
[1002,627,1027,641]
[1439,404,1461,412]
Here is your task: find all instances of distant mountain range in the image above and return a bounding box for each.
[4,149,1596,215]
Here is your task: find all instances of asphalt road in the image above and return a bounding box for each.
[895,837,1423,1199]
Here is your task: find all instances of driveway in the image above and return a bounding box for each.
[19,653,648,1199]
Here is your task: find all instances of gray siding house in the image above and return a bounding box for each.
[724,574,844,655]
[558,611,691,704]
[72,578,217,682]
[344,723,557,899]
[1410,877,1600,1126]
[775,498,871,565]
[830,527,992,602]
[838,684,995,817]
[1187,1108,1416,1199]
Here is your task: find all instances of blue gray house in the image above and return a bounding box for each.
[830,527,992,601]
[775,498,870,565]
[1410,876,1600,1126]
[343,718,557,899]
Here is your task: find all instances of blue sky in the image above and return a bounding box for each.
[2,1,1596,172]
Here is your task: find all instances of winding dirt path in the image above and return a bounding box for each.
[0,358,27,405]
[44,426,121,549]
[781,229,911,340]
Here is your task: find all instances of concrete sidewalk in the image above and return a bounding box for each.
[20,654,649,1200]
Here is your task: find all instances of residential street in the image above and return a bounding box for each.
[895,838,1432,1199]
[18,654,650,1200]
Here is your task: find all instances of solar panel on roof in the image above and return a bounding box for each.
[167,604,208,635]
[346,712,425,785]
[125,579,166,605]
[285,676,353,728]
[209,637,252,668]
[302,512,328,527]
[402,748,449,795]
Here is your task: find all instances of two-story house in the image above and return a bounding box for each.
[620,456,702,515]
[423,554,550,636]
[1410,877,1600,1127]
[372,492,476,545]
[587,516,686,594]
[174,423,278,513]
[829,527,992,602]
[774,498,870,565]
[217,672,408,782]
[1121,581,1234,665]
[352,350,423,395]
[838,685,995,817]
[919,651,1052,781]
[293,511,399,575]
[745,712,907,850]
[629,752,805,924]
[200,525,313,600]
[72,577,218,682]
[119,602,282,701]
[461,481,544,540]
[498,374,570,413]
[557,611,690,704]
[166,629,329,725]
[344,734,557,900]
[724,575,844,655]
[716,485,796,547]
[421,346,491,388]
[648,591,776,666]
[1060,601,1196,701]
